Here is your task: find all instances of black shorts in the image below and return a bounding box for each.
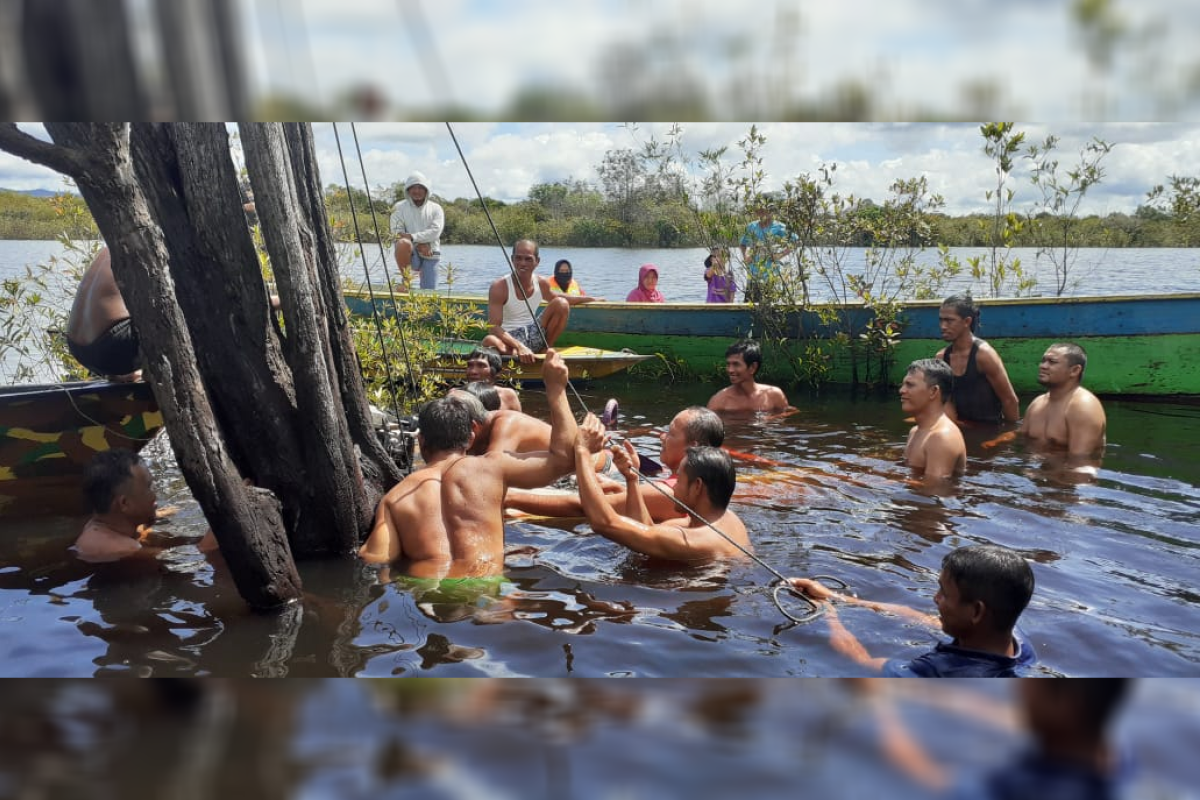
[67,318,140,377]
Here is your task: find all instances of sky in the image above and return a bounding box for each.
[227,0,1200,119]
[2,122,1197,217]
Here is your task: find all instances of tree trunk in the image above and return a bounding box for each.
[0,121,400,609]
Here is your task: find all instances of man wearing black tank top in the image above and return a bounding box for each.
[937,295,1020,425]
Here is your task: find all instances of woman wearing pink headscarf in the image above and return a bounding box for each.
[626,264,665,303]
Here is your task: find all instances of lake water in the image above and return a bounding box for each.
[2,379,1198,678]
[2,239,1198,306]
[0,680,1197,797]
[3,239,1200,680]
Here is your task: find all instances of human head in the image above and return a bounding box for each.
[725,340,762,379]
[83,447,157,525]
[1018,679,1131,747]
[638,264,659,288]
[512,239,540,275]
[936,544,1034,638]
[404,172,430,206]
[903,358,952,407]
[461,381,501,412]
[940,294,980,335]
[418,393,483,455]
[465,348,502,383]
[553,259,573,291]
[677,446,736,510]
[1039,342,1088,387]
[661,406,725,471]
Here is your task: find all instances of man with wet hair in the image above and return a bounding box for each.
[707,339,790,413]
[936,294,1020,424]
[575,412,751,561]
[1021,342,1107,460]
[464,347,521,412]
[74,448,216,562]
[900,358,967,482]
[505,405,725,523]
[461,381,501,413]
[359,350,578,576]
[790,543,1037,677]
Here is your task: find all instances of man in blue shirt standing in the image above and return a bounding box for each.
[739,196,797,302]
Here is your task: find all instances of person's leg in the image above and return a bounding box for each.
[394,240,415,288]
[416,255,440,290]
[537,297,570,348]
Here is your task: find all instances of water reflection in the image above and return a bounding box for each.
[1,680,1197,799]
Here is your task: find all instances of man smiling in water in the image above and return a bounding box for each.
[707,340,790,413]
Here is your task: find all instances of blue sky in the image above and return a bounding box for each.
[3,122,1197,216]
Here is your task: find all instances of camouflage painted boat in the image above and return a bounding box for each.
[428,340,653,383]
[0,380,163,518]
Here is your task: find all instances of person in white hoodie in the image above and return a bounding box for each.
[390,171,445,290]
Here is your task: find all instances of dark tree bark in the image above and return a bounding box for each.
[0,121,401,609]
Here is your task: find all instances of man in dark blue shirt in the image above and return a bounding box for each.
[790,544,1036,677]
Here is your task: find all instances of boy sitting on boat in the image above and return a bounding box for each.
[789,543,1038,677]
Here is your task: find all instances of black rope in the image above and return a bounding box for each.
[330,122,408,422]
[443,122,591,413]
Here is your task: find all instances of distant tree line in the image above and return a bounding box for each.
[5,166,1198,249]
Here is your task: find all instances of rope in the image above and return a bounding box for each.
[52,381,161,443]
[445,123,819,624]
[443,122,591,413]
[330,122,410,424]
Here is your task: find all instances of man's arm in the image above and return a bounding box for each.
[612,440,653,525]
[977,345,1021,423]
[768,386,790,411]
[486,279,524,352]
[358,499,400,564]
[498,350,577,488]
[790,579,939,627]
[1067,394,1106,458]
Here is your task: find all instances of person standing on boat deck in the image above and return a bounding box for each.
[704,246,737,303]
[358,350,578,577]
[739,196,797,302]
[1021,343,1107,459]
[66,246,141,382]
[574,413,752,561]
[480,239,596,364]
[505,405,725,523]
[901,359,967,482]
[936,294,1020,425]
[626,264,665,302]
[464,347,521,412]
[707,339,790,413]
[390,171,444,291]
[789,543,1038,676]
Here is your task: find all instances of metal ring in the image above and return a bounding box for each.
[770,579,825,624]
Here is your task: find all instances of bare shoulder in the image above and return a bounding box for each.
[1070,387,1106,416]
[765,385,789,407]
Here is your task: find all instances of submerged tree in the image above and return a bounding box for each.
[0,123,403,610]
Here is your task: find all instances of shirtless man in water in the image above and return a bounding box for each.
[359,350,577,577]
[575,414,751,561]
[66,246,140,382]
[1021,343,1107,460]
[707,340,790,413]
[900,359,967,483]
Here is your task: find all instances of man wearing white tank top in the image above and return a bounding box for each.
[481,239,598,364]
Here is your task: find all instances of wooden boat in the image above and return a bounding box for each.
[343,289,1200,397]
[0,380,163,518]
[427,340,654,383]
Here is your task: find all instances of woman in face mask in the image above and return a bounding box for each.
[550,259,584,296]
